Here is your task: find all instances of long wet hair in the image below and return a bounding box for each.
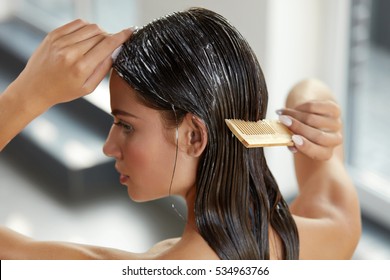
[114,7,299,259]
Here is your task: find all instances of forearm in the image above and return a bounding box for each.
[285,79,360,222]
[0,21,131,153]
[0,225,90,260]
[287,78,341,188]
[292,140,346,200]
[290,153,357,220]
[0,80,49,151]
[0,226,32,259]
[0,226,134,259]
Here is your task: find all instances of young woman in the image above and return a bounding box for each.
[0,8,361,259]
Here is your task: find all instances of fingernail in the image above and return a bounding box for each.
[111,45,123,62]
[288,146,298,153]
[292,135,304,146]
[129,26,139,34]
[275,109,283,115]
[279,115,292,127]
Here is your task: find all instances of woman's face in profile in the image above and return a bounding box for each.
[103,71,176,201]
[103,71,196,202]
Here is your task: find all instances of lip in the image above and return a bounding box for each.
[119,174,129,185]
[115,164,129,185]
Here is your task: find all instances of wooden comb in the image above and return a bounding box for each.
[225,119,294,148]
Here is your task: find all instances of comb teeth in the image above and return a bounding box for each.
[232,120,275,135]
[225,119,294,148]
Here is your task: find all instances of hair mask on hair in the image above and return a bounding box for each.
[113,7,299,260]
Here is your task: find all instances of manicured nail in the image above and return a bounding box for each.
[129,26,139,34]
[275,109,283,115]
[292,135,304,146]
[279,115,292,127]
[288,146,298,153]
[111,45,123,62]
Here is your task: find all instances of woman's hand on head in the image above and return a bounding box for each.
[16,19,132,107]
[277,100,343,161]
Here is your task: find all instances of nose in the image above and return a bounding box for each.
[103,127,122,160]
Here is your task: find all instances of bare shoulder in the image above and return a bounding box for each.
[152,233,219,260]
[146,238,181,256]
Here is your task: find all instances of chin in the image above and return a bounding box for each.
[126,188,166,203]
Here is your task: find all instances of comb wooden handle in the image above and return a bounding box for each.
[225,119,294,148]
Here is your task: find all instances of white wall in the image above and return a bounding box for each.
[262,0,326,195]
[135,0,268,60]
[0,0,12,20]
[262,0,351,196]
[136,0,351,197]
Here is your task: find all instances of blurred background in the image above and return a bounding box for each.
[0,0,389,258]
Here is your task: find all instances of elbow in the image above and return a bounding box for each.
[286,78,335,109]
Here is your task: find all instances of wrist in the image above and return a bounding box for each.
[6,77,52,116]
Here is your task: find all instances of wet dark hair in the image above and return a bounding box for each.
[114,7,299,259]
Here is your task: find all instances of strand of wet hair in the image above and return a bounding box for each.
[169,104,186,221]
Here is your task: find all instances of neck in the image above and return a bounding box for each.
[154,186,219,259]
[181,186,198,237]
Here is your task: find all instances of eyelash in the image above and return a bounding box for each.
[113,120,134,133]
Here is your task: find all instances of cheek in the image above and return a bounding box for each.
[124,143,149,168]
[123,138,176,186]
[124,139,174,168]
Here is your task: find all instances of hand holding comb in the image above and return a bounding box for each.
[225,119,294,148]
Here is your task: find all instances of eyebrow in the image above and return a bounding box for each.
[111,109,139,119]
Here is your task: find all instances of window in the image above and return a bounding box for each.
[347,0,390,228]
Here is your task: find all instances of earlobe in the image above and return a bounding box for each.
[182,114,208,157]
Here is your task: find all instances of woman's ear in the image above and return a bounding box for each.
[180,113,208,157]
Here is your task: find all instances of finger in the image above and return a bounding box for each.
[291,135,334,161]
[59,23,106,47]
[49,19,89,40]
[294,100,341,118]
[82,28,132,75]
[277,108,341,132]
[70,33,107,56]
[72,28,132,93]
[287,146,298,154]
[279,115,343,147]
[83,55,113,93]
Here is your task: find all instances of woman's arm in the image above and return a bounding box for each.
[0,19,131,151]
[0,20,132,259]
[279,79,361,259]
[0,226,138,259]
